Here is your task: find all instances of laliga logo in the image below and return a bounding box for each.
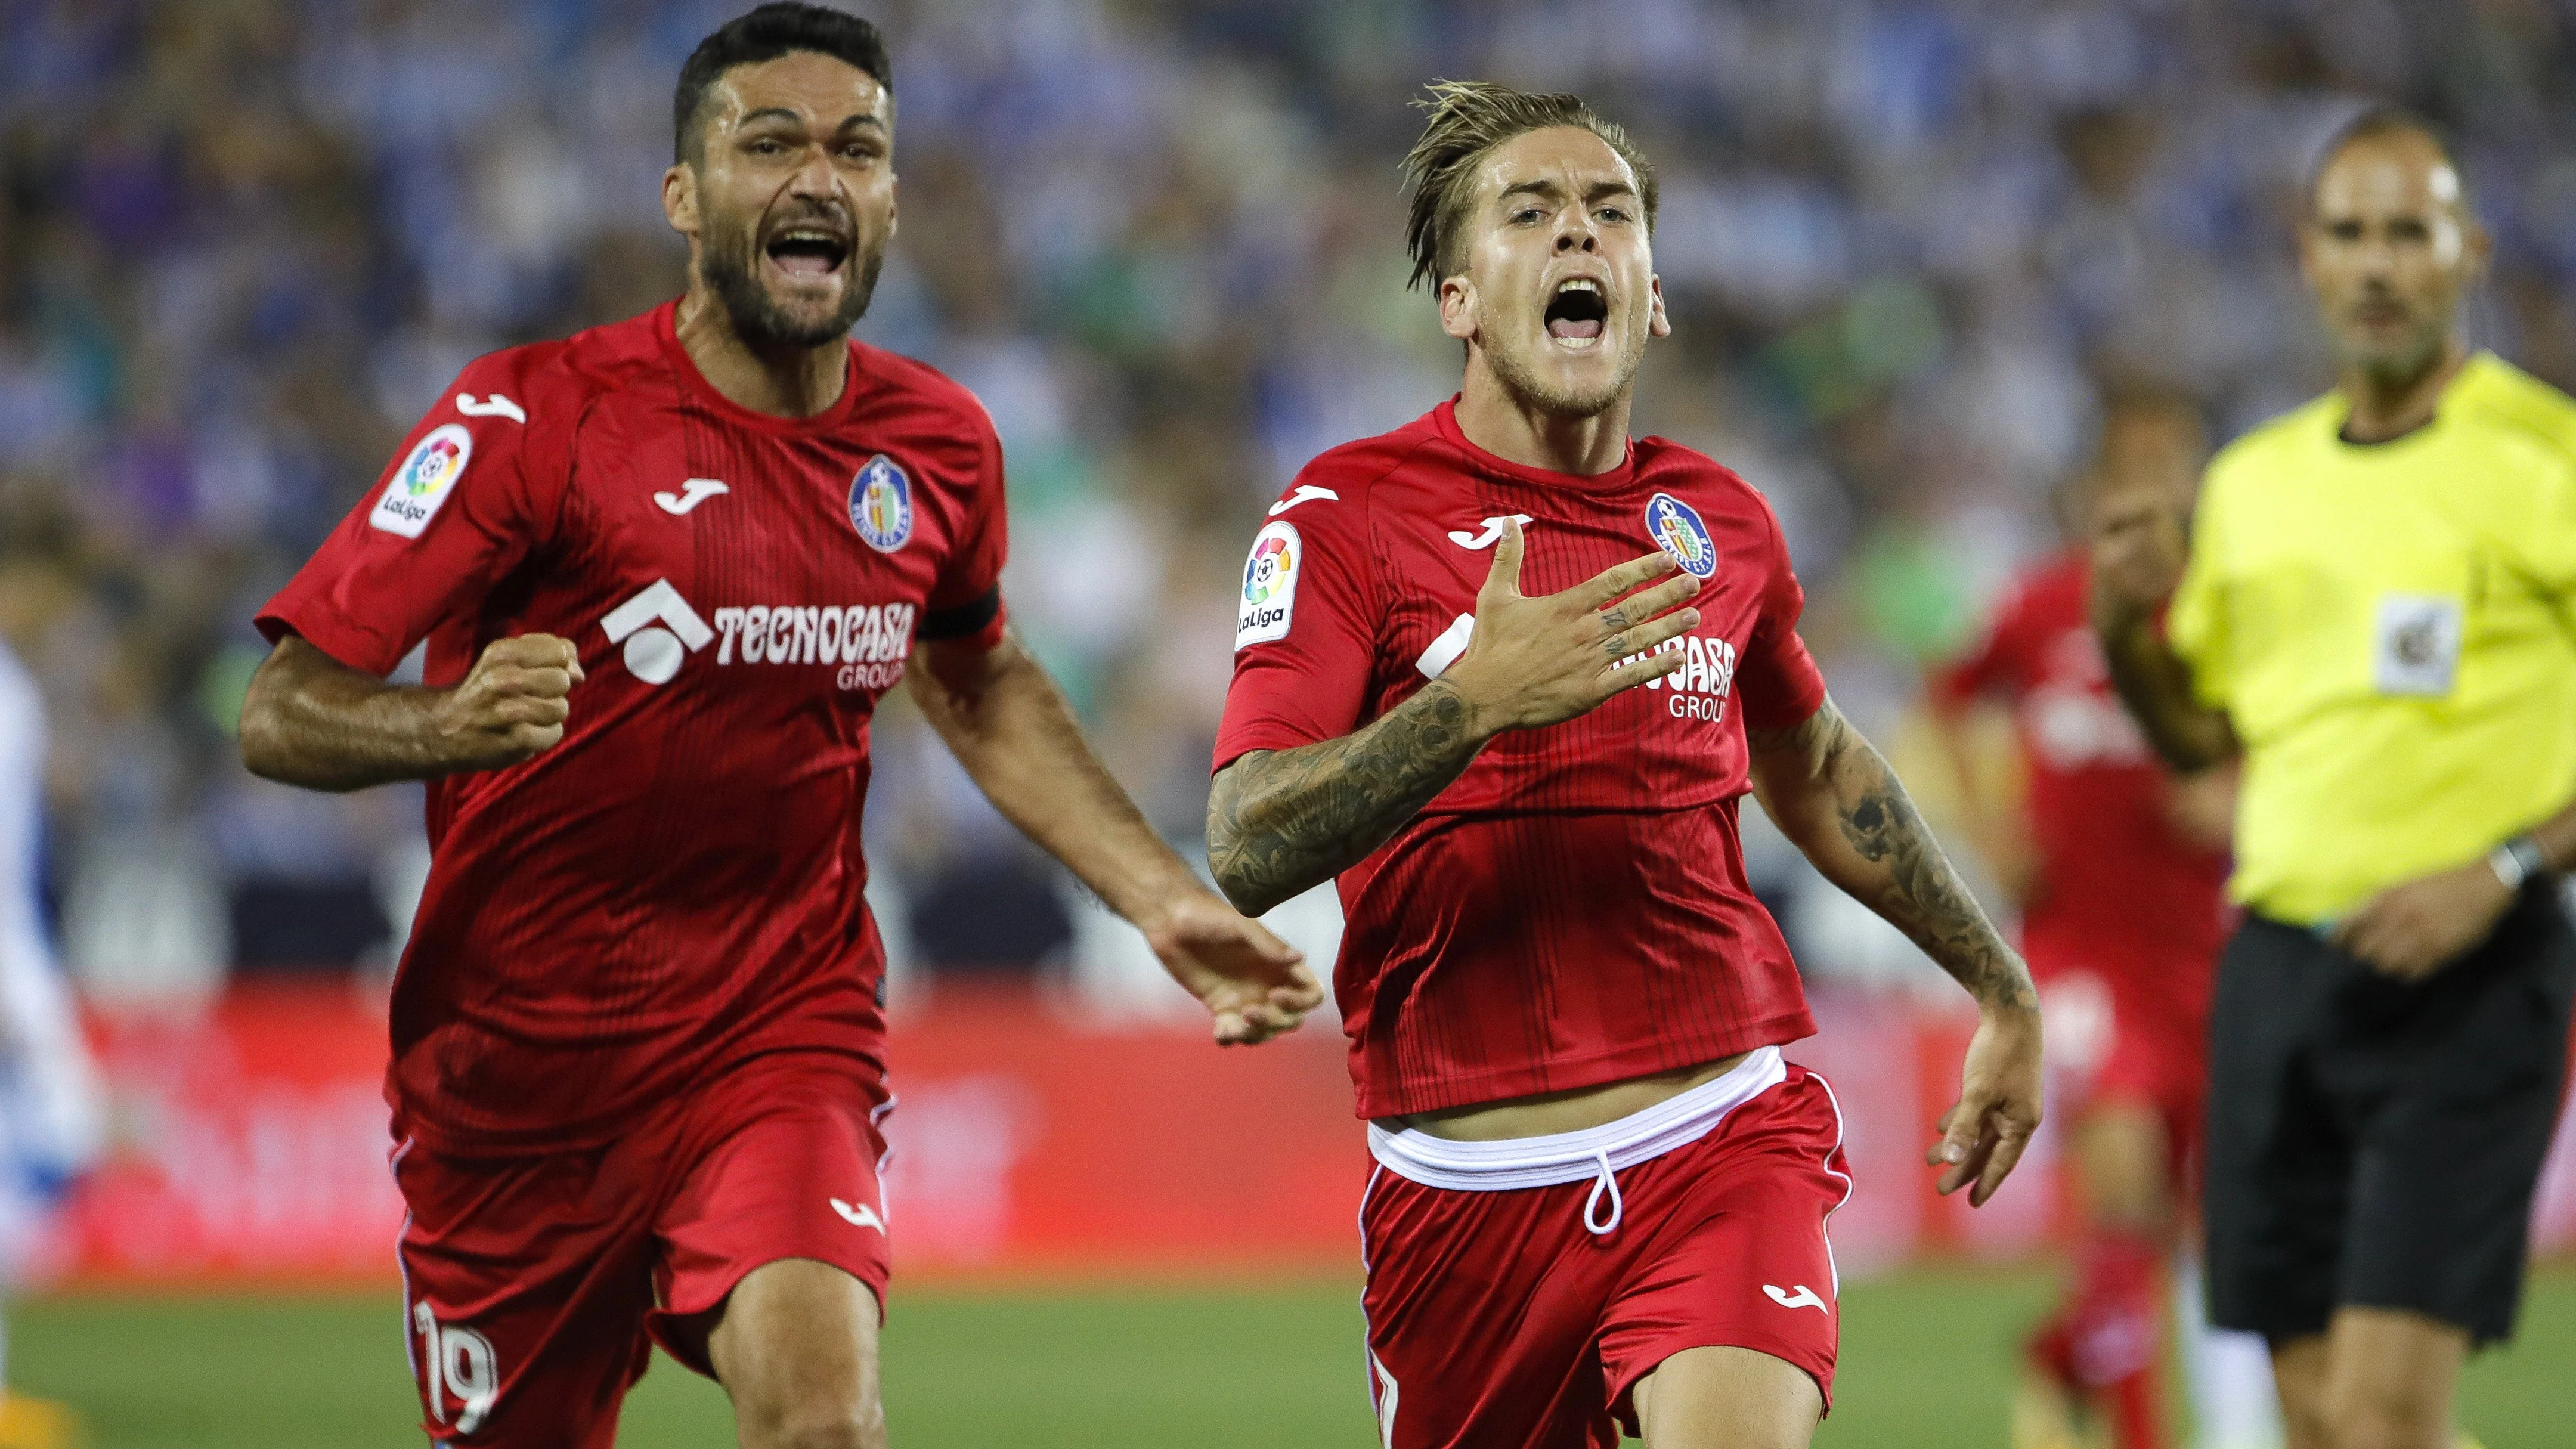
[369,423,474,538]
[405,434,466,495]
[1243,532,1293,605]
[602,579,714,686]
[1645,493,1717,580]
[1235,520,1301,649]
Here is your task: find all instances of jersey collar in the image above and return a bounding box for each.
[654,299,870,437]
[2325,349,2501,451]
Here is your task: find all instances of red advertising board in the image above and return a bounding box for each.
[49,983,2576,1289]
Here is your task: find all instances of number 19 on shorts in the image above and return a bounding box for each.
[414,1300,499,1435]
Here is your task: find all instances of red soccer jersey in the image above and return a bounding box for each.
[1215,400,1829,1120]
[1930,550,2229,1027]
[258,302,1008,1154]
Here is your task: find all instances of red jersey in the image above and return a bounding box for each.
[1215,401,1828,1120]
[257,302,1008,1155]
[1930,550,2229,1018]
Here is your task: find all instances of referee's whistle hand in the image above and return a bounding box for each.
[2330,861,2516,981]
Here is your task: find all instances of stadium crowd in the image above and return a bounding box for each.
[6,0,2576,998]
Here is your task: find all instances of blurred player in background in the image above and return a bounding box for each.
[0,634,100,1449]
[2097,109,2575,1449]
[1208,82,2044,1448]
[1931,397,2275,1449]
[235,7,1317,1447]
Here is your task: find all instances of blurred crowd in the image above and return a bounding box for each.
[7,0,2576,1001]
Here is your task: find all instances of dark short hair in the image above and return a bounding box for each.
[1400,80,1658,292]
[674,3,894,163]
[2309,104,2472,216]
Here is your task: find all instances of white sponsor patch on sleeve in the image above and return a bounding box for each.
[1235,520,1302,650]
[369,423,474,538]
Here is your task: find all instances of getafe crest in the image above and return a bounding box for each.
[849,454,914,552]
[1644,492,1717,580]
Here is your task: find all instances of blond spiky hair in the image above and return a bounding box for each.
[1400,79,1658,292]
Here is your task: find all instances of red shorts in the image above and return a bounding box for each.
[391,1051,892,1448]
[1358,1053,1850,1449]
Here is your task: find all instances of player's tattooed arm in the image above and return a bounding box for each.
[1208,680,1485,918]
[1748,695,2044,1207]
[1745,696,2034,1010]
[1210,522,1704,918]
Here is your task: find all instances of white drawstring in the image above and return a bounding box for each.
[1582,1150,1624,1236]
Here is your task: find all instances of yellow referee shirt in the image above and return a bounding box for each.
[2169,352,2576,925]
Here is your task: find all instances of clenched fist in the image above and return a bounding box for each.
[435,634,584,770]
[1443,519,1702,734]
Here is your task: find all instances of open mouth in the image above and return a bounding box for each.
[1545,278,1608,348]
[765,225,850,280]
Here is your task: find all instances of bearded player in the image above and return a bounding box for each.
[1929,398,2243,1449]
[236,7,1319,1447]
[1206,82,2044,1448]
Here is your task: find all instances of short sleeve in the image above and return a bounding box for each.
[1212,481,1379,771]
[2511,445,2576,600]
[1736,497,1829,731]
[919,412,1009,651]
[2165,475,2230,710]
[255,354,563,676]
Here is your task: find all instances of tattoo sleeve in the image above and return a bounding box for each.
[1207,681,1487,918]
[1746,698,2039,1012]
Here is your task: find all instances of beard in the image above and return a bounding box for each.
[702,222,886,350]
[2344,312,2450,391]
[1480,311,1649,420]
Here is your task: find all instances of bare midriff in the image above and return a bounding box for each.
[1379,1049,1754,1143]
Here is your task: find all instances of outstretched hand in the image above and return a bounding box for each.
[1928,1002,2044,1207]
[1140,892,1324,1046]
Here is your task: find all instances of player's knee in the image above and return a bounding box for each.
[738,1391,886,1449]
[2277,1397,2338,1449]
[2323,1376,2447,1449]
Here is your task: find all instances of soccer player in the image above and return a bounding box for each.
[1206,82,2045,1448]
[1930,397,2237,1449]
[0,635,99,1449]
[236,7,1320,1447]
[2095,108,2576,1449]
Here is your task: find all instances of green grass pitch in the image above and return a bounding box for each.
[16,1265,2574,1446]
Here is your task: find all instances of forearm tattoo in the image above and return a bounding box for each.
[1208,681,1485,917]
[1748,702,2038,1011]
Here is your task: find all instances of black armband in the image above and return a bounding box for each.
[918,586,1002,643]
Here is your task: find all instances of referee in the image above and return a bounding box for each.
[2094,109,2576,1449]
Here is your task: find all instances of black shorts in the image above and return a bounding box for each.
[2204,885,2575,1346]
